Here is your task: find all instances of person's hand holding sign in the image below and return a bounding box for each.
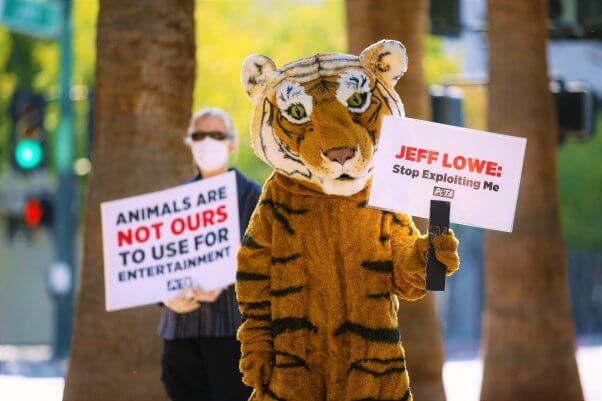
[163,287,225,314]
[195,287,225,303]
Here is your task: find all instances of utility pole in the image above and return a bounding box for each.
[52,0,75,360]
[0,0,76,359]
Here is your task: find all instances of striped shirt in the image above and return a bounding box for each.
[157,168,261,339]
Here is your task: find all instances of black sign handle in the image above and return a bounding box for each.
[425,199,451,291]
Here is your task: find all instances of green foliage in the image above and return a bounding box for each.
[1,0,459,183]
[71,0,98,159]
[193,0,347,183]
[72,0,98,86]
[0,28,16,160]
[4,0,595,252]
[193,1,459,184]
[424,36,459,85]
[0,0,97,170]
[557,115,602,251]
[6,32,39,88]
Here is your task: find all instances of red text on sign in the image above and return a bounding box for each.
[395,146,440,164]
[394,145,503,177]
[170,204,228,235]
[116,204,228,247]
[441,154,502,177]
[117,222,163,247]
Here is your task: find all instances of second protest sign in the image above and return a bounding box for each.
[101,171,240,311]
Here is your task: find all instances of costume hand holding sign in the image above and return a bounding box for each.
[369,117,526,289]
[101,171,240,311]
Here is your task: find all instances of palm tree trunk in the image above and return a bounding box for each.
[481,1,583,400]
[347,2,446,400]
[63,1,195,399]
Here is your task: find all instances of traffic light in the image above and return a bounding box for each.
[429,85,465,127]
[23,198,43,227]
[9,88,47,172]
[549,0,602,39]
[550,80,597,145]
[15,139,43,169]
[22,193,54,229]
[430,0,461,37]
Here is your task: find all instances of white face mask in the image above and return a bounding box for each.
[190,138,229,171]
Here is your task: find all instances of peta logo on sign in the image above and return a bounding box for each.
[433,186,455,199]
[167,277,192,292]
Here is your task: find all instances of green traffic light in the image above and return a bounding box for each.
[15,139,43,170]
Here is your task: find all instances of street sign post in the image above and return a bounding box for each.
[1,0,74,360]
[52,0,74,360]
[0,0,63,39]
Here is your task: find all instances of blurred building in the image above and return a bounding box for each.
[438,0,602,96]
[432,0,602,347]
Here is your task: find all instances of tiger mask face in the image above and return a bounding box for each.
[241,40,407,196]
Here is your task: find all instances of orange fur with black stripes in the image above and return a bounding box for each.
[236,40,460,401]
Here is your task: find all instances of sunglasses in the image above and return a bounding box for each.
[186,130,230,142]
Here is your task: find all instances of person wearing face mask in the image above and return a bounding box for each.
[157,107,260,401]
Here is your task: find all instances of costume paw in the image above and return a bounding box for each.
[415,235,430,258]
[393,235,429,292]
[403,234,429,269]
[431,230,460,275]
[240,351,273,390]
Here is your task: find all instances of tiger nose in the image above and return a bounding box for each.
[325,147,355,164]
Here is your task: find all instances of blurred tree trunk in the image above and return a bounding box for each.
[481,1,583,400]
[63,1,195,400]
[347,2,447,400]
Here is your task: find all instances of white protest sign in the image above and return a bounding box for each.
[368,117,526,232]
[101,171,240,311]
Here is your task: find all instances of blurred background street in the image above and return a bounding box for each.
[2,343,601,400]
[1,0,600,400]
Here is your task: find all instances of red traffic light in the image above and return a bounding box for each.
[23,199,44,228]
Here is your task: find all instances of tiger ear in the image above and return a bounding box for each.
[359,40,408,87]
[241,55,277,105]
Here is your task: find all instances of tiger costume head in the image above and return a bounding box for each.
[241,40,407,196]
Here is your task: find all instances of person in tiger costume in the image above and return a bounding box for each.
[235,40,460,401]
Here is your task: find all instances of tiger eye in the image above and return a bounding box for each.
[347,92,366,108]
[287,104,307,120]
